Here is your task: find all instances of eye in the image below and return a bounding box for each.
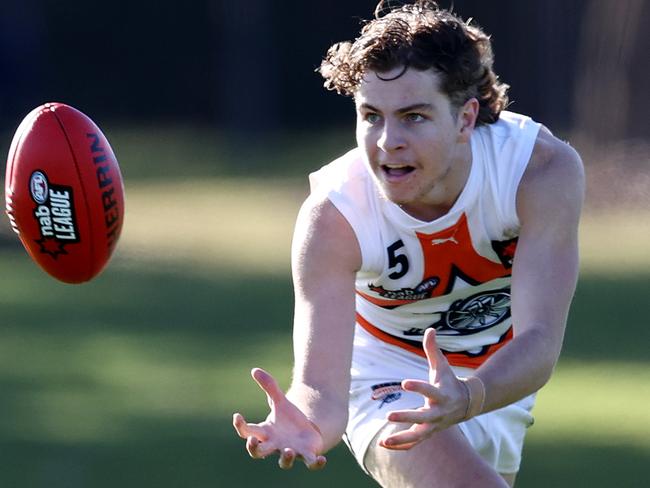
[404,113,426,123]
[363,112,381,124]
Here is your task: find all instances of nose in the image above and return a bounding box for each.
[377,121,406,152]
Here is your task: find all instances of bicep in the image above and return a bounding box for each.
[290,196,361,398]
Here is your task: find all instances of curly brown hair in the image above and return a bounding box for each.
[319,0,509,125]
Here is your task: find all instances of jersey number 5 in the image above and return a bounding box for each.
[387,240,409,279]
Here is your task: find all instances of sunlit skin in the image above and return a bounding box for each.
[233,64,584,488]
[355,67,479,222]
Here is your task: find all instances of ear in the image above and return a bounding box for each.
[456,97,479,143]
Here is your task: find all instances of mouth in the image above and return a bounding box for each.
[381,163,416,179]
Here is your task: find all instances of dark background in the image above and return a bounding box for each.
[1,0,648,141]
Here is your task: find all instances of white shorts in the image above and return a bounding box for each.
[344,326,536,475]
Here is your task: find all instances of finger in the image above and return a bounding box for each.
[306,455,327,471]
[245,435,264,459]
[423,328,451,381]
[232,412,250,438]
[401,379,444,401]
[297,448,326,470]
[232,413,266,440]
[251,368,285,406]
[246,436,278,459]
[387,407,439,425]
[379,439,419,451]
[380,424,435,449]
[278,448,296,470]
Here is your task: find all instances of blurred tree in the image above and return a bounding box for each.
[209,0,280,134]
[1,0,647,145]
[573,0,648,144]
[0,0,46,129]
[451,0,585,133]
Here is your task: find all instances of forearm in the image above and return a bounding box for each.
[473,326,561,413]
[473,130,583,414]
[286,381,349,451]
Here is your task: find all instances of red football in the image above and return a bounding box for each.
[5,102,125,283]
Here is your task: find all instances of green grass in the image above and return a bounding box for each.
[0,251,376,488]
[0,244,648,487]
[1,169,648,487]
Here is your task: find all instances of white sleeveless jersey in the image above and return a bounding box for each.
[309,111,541,368]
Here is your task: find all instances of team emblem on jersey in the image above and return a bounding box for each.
[400,287,512,336]
[439,288,511,333]
[368,277,440,304]
[371,382,403,409]
[491,237,518,269]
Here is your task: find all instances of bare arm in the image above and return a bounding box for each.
[286,194,361,450]
[233,194,361,467]
[475,127,585,411]
[381,128,585,449]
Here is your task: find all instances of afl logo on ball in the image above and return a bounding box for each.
[28,170,80,258]
[30,171,49,204]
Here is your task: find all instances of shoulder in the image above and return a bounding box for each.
[478,111,539,144]
[293,193,362,274]
[308,147,366,195]
[296,193,353,238]
[524,126,584,186]
[517,126,585,228]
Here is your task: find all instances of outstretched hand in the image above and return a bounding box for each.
[233,368,327,470]
[379,328,469,450]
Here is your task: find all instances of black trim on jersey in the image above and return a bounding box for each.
[389,327,513,358]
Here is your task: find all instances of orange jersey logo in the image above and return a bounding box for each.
[355,212,519,367]
[358,213,516,308]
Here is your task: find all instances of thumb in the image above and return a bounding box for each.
[423,328,450,381]
[251,368,285,407]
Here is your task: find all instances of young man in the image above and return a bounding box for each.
[233,1,584,486]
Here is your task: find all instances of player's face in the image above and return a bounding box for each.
[355,67,477,220]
